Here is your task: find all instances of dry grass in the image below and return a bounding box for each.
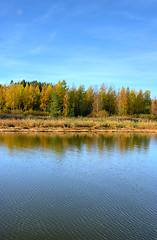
[0,117,157,132]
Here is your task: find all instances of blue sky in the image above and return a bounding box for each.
[0,0,157,97]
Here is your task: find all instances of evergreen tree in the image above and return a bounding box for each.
[50,91,60,117]
[127,89,137,115]
[105,86,116,115]
[143,90,151,114]
[136,90,144,114]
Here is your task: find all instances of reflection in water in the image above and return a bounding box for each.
[0,132,153,153]
[0,133,157,240]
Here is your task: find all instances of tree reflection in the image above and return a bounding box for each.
[0,133,154,154]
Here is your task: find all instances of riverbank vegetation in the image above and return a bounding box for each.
[0,80,157,117]
[0,117,157,132]
[0,80,157,132]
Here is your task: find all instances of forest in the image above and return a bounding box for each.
[0,80,157,117]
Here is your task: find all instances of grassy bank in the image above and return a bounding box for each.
[0,116,157,133]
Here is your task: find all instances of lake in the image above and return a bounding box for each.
[0,133,157,240]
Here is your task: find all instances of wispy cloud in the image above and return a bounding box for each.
[0,55,26,68]
[29,46,47,55]
[88,26,141,42]
[0,0,23,17]
[0,9,8,16]
[49,31,57,41]
[17,9,23,15]
[111,10,144,21]
[68,1,100,17]
[37,2,64,23]
[119,0,157,7]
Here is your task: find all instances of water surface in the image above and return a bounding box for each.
[0,133,157,240]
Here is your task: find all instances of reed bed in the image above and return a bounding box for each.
[0,117,157,132]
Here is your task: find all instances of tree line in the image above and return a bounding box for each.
[0,80,157,117]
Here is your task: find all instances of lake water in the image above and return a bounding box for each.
[0,133,157,240]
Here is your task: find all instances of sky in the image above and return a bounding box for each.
[0,0,157,97]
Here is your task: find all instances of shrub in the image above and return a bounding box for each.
[139,114,157,120]
[103,123,110,127]
[97,110,109,118]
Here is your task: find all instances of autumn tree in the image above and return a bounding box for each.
[0,85,6,110]
[117,87,128,115]
[151,99,157,116]
[55,80,67,115]
[99,84,107,112]
[16,83,24,110]
[63,86,76,117]
[29,84,41,111]
[40,83,48,111]
[5,82,21,110]
[86,86,94,115]
[44,84,53,112]
[92,86,101,115]
[23,83,30,111]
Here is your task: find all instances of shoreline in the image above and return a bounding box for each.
[0,128,157,133]
[0,117,157,133]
